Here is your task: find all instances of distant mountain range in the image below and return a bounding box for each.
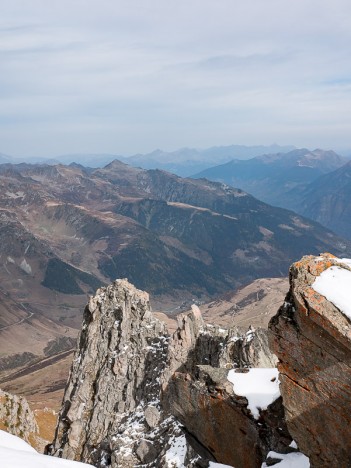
[193,148,347,205]
[0,144,296,176]
[193,148,351,238]
[116,144,296,176]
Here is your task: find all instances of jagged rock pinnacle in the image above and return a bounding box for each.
[48,279,169,466]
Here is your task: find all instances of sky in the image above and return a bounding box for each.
[1,0,351,157]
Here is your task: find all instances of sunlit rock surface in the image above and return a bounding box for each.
[269,254,351,468]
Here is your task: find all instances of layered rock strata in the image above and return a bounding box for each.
[269,254,351,468]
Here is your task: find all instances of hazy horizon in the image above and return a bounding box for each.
[2,1,351,157]
[2,143,351,165]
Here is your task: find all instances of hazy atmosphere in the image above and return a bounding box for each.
[1,0,351,157]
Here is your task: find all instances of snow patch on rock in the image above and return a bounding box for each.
[312,262,351,320]
[20,259,32,275]
[227,368,280,419]
[261,450,310,467]
[165,434,187,467]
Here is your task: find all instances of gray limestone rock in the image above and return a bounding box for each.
[48,279,170,466]
[0,389,38,442]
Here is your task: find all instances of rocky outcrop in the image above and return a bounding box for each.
[162,305,276,384]
[269,254,351,468]
[49,280,289,467]
[0,389,38,443]
[162,307,289,467]
[166,366,291,468]
[48,279,171,466]
[0,389,61,453]
[48,281,207,467]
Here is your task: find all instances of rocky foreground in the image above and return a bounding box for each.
[4,253,349,467]
[47,279,287,467]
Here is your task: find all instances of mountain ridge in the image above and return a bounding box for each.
[1,159,350,307]
[193,149,351,239]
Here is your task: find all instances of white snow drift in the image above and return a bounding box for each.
[0,430,93,468]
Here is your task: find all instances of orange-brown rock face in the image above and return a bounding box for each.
[165,366,291,468]
[269,253,351,468]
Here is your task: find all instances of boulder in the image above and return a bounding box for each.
[135,438,158,464]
